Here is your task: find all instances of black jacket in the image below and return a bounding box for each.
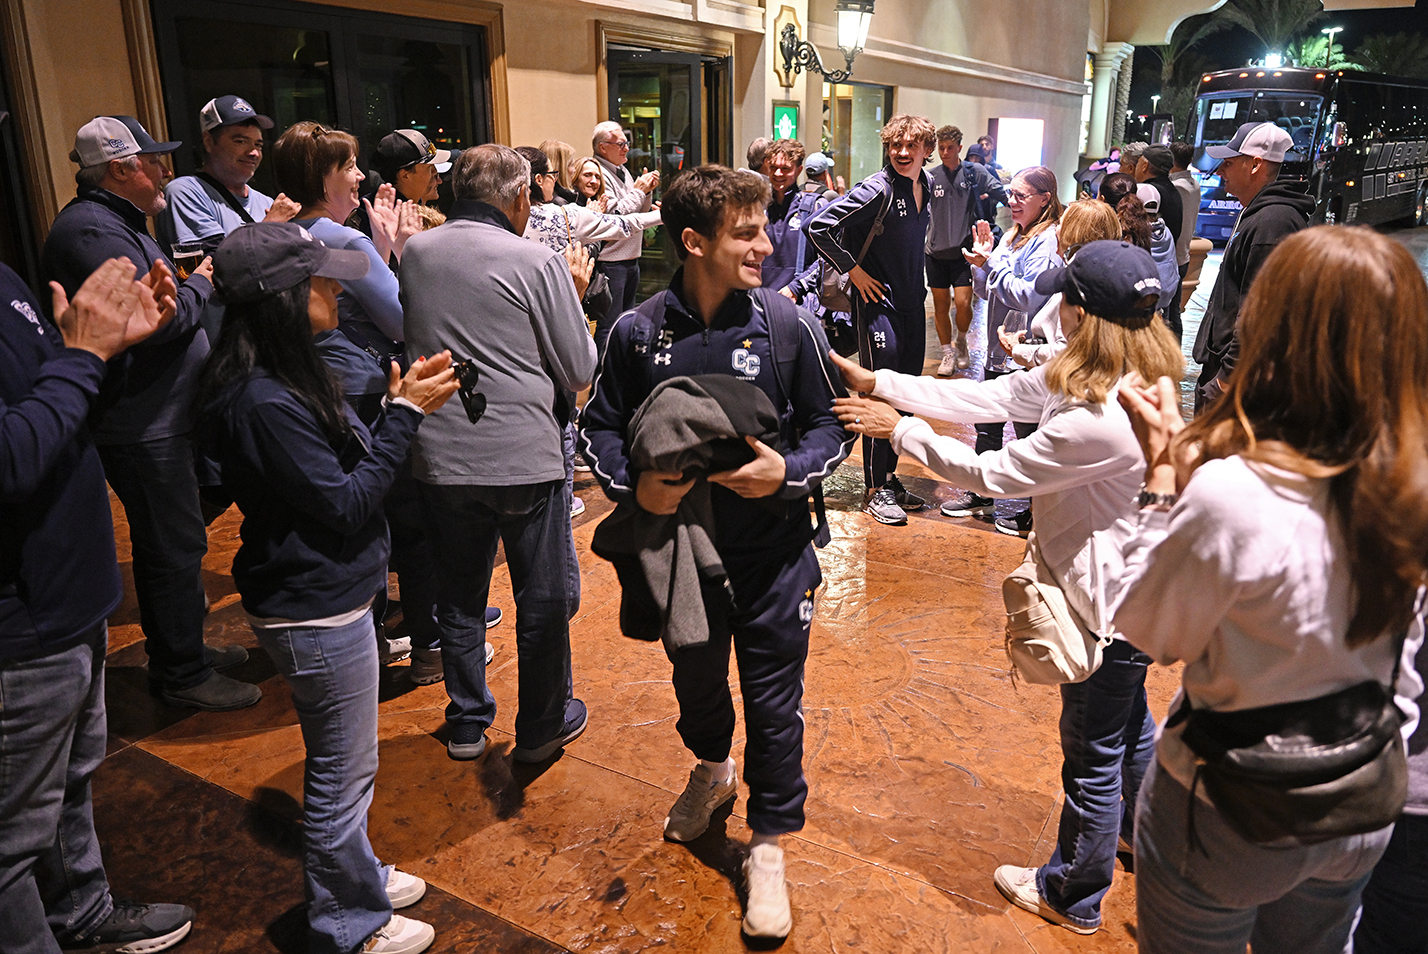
[0,265,121,661]
[1192,181,1315,376]
[1146,173,1184,247]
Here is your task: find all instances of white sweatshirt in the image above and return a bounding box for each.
[1110,455,1403,788]
[523,203,662,257]
[595,157,654,262]
[1009,292,1067,369]
[877,365,1143,631]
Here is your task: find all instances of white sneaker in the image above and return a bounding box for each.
[742,843,792,938]
[385,868,426,909]
[361,914,435,954]
[410,643,493,686]
[936,351,958,377]
[663,759,737,842]
[993,864,1098,935]
[378,633,412,665]
[571,495,586,518]
[954,334,971,370]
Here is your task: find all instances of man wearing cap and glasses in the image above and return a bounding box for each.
[40,116,261,712]
[1191,120,1314,412]
[591,121,659,356]
[157,95,298,256]
[371,129,452,205]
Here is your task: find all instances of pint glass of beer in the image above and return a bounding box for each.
[172,242,204,281]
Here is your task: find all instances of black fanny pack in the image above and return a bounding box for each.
[1171,676,1407,849]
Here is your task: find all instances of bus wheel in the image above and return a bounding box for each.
[1417,183,1428,226]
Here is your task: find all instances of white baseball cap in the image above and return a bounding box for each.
[1205,122,1293,164]
[1135,182,1161,214]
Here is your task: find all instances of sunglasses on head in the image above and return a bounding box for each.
[451,358,487,425]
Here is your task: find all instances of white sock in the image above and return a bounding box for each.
[750,831,780,850]
[701,757,734,785]
[940,343,954,356]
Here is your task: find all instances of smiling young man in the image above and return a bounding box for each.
[580,165,851,940]
[807,114,937,525]
[158,96,297,254]
[759,139,827,300]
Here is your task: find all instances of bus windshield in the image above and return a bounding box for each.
[1193,91,1323,169]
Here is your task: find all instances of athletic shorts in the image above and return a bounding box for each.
[925,236,974,289]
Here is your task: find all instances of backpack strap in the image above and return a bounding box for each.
[753,288,832,548]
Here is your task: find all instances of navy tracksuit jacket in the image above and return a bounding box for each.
[580,273,852,833]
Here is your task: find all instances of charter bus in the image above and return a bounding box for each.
[1188,66,1428,242]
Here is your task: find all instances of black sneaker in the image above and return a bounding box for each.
[202,643,248,671]
[158,671,261,711]
[995,509,1033,538]
[513,698,588,763]
[885,476,926,512]
[940,492,995,517]
[64,900,194,953]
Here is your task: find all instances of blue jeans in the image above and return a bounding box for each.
[1353,811,1428,953]
[253,613,390,954]
[1134,757,1392,954]
[98,435,210,691]
[1035,639,1155,929]
[0,631,113,954]
[420,480,580,749]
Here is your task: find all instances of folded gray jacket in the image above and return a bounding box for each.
[590,374,782,650]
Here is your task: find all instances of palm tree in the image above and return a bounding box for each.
[1353,32,1428,78]
[1217,0,1327,60]
[1149,14,1232,129]
[1286,34,1355,70]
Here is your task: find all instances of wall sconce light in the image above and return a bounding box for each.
[779,0,875,85]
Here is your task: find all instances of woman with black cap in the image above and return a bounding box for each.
[831,240,1184,936]
[194,221,458,954]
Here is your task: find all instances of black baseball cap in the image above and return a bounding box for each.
[1141,145,1173,174]
[372,129,453,181]
[1034,241,1162,322]
[213,222,370,305]
[199,95,274,134]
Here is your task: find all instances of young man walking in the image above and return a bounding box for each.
[580,165,851,939]
[807,114,936,526]
[925,124,1006,375]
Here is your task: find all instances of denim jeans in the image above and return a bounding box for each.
[1134,757,1392,954]
[253,612,390,954]
[98,436,210,691]
[420,480,580,749]
[0,631,113,954]
[1353,811,1428,953]
[384,459,441,652]
[1035,639,1156,929]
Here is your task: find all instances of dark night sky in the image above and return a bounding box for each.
[1128,1,1428,114]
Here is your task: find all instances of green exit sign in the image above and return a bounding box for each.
[773,102,799,141]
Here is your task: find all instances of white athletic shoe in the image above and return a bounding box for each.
[742,843,793,938]
[663,759,737,842]
[385,868,426,909]
[954,334,971,370]
[936,351,958,377]
[361,914,435,954]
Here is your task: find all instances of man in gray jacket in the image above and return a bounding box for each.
[400,144,598,764]
[592,121,659,355]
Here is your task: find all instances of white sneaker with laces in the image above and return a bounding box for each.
[954,334,971,370]
[936,351,958,377]
[378,633,412,665]
[993,864,1099,935]
[361,914,435,954]
[385,868,426,909]
[663,759,737,842]
[742,843,792,938]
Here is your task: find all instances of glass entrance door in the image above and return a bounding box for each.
[823,82,894,189]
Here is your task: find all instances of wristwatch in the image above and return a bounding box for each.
[1136,486,1178,510]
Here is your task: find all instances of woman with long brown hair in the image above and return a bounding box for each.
[1114,225,1423,953]
[833,240,1183,935]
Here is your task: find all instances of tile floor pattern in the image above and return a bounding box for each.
[94,319,1184,953]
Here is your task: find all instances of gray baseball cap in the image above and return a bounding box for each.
[70,116,180,168]
[213,222,370,305]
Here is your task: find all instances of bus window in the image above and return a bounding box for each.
[1247,93,1323,161]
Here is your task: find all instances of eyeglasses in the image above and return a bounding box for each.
[1007,189,1047,203]
[602,138,631,149]
[451,359,487,425]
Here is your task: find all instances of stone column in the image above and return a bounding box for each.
[1087,42,1133,158]
[1112,48,1136,147]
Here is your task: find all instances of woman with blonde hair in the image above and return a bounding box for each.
[539,139,577,202]
[570,156,607,212]
[1114,226,1424,953]
[952,165,1064,534]
[833,240,1183,936]
[1000,198,1122,369]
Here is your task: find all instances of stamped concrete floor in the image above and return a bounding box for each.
[94,320,1180,953]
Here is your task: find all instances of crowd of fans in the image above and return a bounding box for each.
[1,93,1424,954]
